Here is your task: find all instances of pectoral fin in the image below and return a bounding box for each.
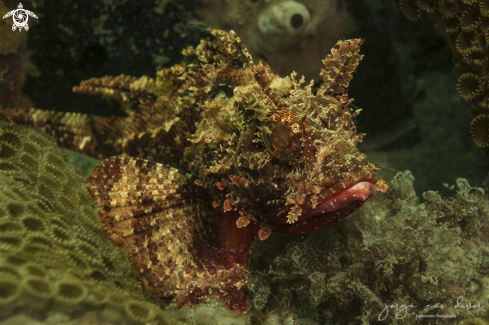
[85,157,254,312]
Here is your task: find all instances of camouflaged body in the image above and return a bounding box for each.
[185,31,377,233]
[4,30,378,311]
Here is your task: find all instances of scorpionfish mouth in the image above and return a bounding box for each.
[277,178,378,234]
[302,181,377,219]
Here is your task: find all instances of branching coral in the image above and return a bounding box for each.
[390,0,489,147]
[249,171,489,324]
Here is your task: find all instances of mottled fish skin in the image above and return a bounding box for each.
[4,29,381,311]
[183,31,378,234]
[85,157,254,312]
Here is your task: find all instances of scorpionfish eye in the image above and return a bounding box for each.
[262,111,305,160]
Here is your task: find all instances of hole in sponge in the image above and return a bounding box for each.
[290,13,303,28]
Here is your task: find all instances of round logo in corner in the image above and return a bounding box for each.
[2,2,38,32]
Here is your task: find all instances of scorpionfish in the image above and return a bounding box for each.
[4,30,382,312]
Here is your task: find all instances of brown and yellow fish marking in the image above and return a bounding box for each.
[4,29,383,312]
[85,157,254,312]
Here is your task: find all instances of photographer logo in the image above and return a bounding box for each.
[2,3,38,32]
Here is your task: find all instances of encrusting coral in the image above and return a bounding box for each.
[249,171,489,324]
[390,0,489,147]
[0,119,185,324]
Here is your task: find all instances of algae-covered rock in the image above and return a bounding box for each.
[250,171,489,324]
[0,120,185,324]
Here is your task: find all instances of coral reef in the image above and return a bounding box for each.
[390,0,489,147]
[6,29,384,311]
[249,171,489,324]
[194,0,356,81]
[2,116,486,324]
[0,120,184,324]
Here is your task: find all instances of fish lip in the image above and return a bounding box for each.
[301,179,377,219]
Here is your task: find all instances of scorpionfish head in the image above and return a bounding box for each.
[187,34,378,235]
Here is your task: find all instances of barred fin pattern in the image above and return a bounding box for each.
[85,157,255,312]
[3,103,189,166]
[319,38,364,96]
[5,66,199,166]
[3,107,123,160]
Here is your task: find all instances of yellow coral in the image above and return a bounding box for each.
[471,114,489,147]
[0,120,186,324]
